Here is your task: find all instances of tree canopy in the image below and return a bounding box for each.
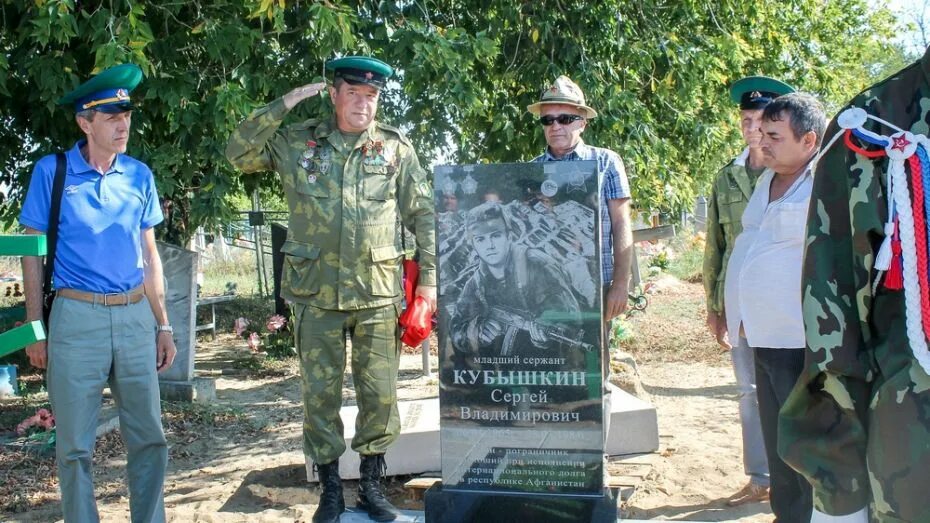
[0,0,914,243]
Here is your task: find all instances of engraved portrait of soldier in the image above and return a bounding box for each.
[448,201,588,358]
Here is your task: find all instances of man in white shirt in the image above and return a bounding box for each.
[724,93,825,523]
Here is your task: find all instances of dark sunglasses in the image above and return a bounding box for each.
[539,114,585,126]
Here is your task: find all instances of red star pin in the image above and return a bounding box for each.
[892,134,912,152]
[365,72,373,80]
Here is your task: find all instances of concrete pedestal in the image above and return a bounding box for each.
[305,385,658,481]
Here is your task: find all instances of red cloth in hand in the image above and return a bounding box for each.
[399,259,432,347]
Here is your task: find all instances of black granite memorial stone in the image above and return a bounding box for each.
[429,161,614,521]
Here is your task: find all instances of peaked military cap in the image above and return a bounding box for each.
[466,201,512,235]
[527,75,597,119]
[57,63,142,113]
[326,56,393,89]
[730,76,795,110]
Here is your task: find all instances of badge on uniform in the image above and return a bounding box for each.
[362,139,388,166]
[299,140,332,183]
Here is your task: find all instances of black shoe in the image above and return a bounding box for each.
[312,459,345,523]
[357,454,399,522]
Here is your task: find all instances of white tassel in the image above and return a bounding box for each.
[874,222,895,271]
[875,161,896,272]
[888,157,930,374]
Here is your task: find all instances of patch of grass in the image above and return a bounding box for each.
[665,227,704,283]
[619,278,727,366]
[200,248,267,297]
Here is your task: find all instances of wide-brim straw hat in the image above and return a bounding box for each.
[526,75,597,119]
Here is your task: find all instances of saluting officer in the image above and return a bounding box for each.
[226,56,436,523]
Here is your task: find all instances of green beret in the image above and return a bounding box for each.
[729,76,795,110]
[57,63,143,113]
[325,56,393,89]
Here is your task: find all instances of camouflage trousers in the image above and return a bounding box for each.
[295,303,402,464]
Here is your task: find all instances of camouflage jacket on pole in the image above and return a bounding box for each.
[225,97,436,310]
[702,148,759,313]
[778,49,930,522]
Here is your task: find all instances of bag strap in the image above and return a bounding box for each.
[43,153,67,294]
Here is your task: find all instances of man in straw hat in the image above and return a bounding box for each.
[703,75,794,507]
[226,56,436,523]
[19,63,175,522]
[527,75,632,411]
[528,75,632,321]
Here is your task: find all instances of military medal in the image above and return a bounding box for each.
[319,146,332,175]
[361,139,387,166]
[567,169,588,193]
[299,140,317,171]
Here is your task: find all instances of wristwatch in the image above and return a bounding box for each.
[156,324,174,334]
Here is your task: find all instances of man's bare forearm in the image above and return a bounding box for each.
[609,198,633,288]
[21,255,44,322]
[21,227,45,323]
[141,230,170,326]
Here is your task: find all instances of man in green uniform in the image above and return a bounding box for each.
[226,56,436,523]
[703,76,793,506]
[779,49,930,523]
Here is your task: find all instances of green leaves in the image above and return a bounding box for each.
[0,0,915,244]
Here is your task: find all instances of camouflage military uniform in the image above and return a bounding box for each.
[779,49,930,522]
[226,97,435,464]
[702,148,762,314]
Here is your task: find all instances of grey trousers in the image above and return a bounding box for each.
[47,296,167,523]
[732,337,770,487]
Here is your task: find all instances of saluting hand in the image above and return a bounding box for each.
[283,82,327,110]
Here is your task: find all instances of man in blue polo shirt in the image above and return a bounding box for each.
[19,63,175,523]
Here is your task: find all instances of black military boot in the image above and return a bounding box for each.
[312,460,345,523]
[357,454,399,522]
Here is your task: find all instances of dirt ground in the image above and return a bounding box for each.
[2,275,775,522]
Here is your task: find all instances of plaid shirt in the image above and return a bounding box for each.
[533,141,631,285]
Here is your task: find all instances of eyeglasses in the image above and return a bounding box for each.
[538,114,585,126]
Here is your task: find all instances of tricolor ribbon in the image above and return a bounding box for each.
[824,107,930,373]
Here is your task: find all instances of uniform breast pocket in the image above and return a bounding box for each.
[295,175,330,198]
[363,166,397,201]
[771,203,809,243]
[281,240,322,297]
[725,188,745,204]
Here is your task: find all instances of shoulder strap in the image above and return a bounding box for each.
[43,153,67,292]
